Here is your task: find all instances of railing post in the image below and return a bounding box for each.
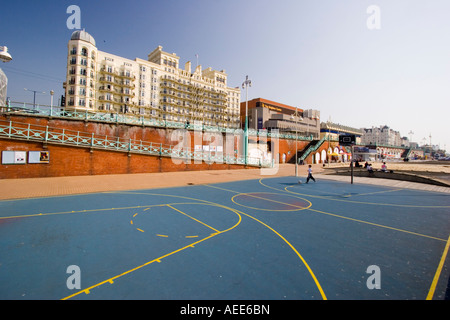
[8,121,12,137]
[91,133,94,147]
[45,126,49,142]
[27,124,30,139]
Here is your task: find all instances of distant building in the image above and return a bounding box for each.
[240,98,320,138]
[320,122,364,144]
[361,125,402,146]
[64,30,241,128]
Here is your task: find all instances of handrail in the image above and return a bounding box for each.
[0,119,272,167]
[299,135,328,161]
[1,101,313,142]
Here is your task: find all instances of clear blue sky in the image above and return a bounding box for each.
[1,0,449,152]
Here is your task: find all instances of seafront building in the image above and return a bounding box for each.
[320,122,364,144]
[361,125,402,147]
[64,30,241,128]
[240,98,321,138]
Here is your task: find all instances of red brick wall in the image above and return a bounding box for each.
[0,138,254,179]
[0,114,312,179]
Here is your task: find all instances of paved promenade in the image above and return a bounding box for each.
[0,163,449,200]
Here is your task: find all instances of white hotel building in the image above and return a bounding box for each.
[64,30,241,128]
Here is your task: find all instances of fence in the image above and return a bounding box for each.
[0,119,272,167]
[1,101,313,141]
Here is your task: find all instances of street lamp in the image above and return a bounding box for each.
[50,90,54,107]
[290,107,303,177]
[242,75,252,165]
[0,46,12,63]
[24,88,46,109]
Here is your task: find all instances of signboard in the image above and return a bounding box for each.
[339,134,356,146]
[2,151,50,164]
[2,151,26,164]
[29,151,50,164]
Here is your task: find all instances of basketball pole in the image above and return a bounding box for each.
[351,145,354,184]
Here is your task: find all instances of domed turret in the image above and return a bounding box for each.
[70,29,96,47]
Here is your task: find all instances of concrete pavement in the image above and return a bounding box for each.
[1,163,449,200]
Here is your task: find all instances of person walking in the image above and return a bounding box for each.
[306,164,316,183]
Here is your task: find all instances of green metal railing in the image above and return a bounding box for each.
[2,101,314,141]
[0,119,272,167]
[299,135,328,161]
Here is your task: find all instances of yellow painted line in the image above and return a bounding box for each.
[308,208,446,242]
[156,234,168,238]
[284,185,450,208]
[204,184,240,194]
[427,233,450,300]
[258,178,450,208]
[206,181,312,211]
[136,228,144,233]
[231,192,311,212]
[0,205,158,221]
[130,220,133,225]
[185,235,199,238]
[62,232,222,300]
[61,197,243,300]
[133,213,138,217]
[166,204,220,233]
[235,208,327,300]
[348,188,404,197]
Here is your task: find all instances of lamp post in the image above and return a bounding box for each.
[24,88,46,110]
[50,90,54,107]
[291,107,303,177]
[242,75,251,165]
[0,46,12,62]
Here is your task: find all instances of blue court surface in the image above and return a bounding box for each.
[0,176,449,300]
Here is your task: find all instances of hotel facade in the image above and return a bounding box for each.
[64,30,241,128]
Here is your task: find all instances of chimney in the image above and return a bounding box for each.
[185,61,191,73]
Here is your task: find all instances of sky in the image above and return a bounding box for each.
[1,0,449,152]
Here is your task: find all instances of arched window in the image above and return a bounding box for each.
[81,47,88,57]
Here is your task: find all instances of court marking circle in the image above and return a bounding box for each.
[129,202,241,238]
[231,192,312,211]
